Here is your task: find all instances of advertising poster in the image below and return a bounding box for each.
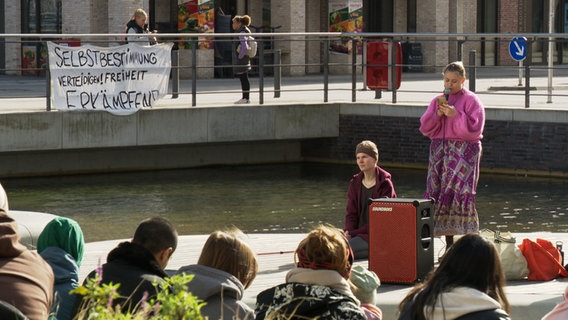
[21,44,48,76]
[47,42,173,114]
[329,0,363,53]
[178,0,215,49]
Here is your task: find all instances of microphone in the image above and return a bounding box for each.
[443,88,451,101]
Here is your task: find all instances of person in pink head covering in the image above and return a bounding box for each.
[542,285,568,320]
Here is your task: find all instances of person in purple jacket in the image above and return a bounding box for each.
[345,140,396,259]
[419,61,486,253]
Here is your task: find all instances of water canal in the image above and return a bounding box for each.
[3,163,567,242]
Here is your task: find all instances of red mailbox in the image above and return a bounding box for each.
[366,41,402,90]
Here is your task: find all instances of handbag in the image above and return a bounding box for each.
[480,229,529,280]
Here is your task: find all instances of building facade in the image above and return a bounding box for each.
[1,0,565,77]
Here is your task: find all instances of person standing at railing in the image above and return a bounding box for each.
[419,61,485,254]
[125,8,156,46]
[232,15,252,104]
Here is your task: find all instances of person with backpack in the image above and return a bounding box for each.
[125,8,156,46]
[232,15,253,104]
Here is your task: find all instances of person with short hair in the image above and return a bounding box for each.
[345,140,396,259]
[420,61,485,252]
[0,208,54,320]
[126,8,156,45]
[232,15,252,104]
[38,217,85,320]
[177,229,257,320]
[255,225,367,320]
[81,217,177,312]
[397,234,511,320]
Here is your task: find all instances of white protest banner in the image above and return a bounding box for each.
[47,42,173,114]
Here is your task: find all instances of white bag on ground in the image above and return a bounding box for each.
[480,229,529,280]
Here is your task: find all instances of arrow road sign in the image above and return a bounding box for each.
[509,37,527,61]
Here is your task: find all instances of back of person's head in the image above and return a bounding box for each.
[37,217,85,266]
[198,229,258,289]
[132,217,177,255]
[399,234,509,319]
[295,225,354,279]
[233,15,251,27]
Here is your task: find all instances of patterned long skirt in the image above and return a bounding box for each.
[424,139,481,237]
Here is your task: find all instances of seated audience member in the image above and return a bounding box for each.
[0,208,54,319]
[255,225,366,320]
[349,265,383,320]
[397,234,511,320]
[177,229,257,320]
[81,217,177,311]
[38,217,85,320]
[345,140,396,259]
[542,284,568,320]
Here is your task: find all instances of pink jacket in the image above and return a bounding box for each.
[419,88,485,142]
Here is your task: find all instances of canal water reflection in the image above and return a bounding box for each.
[3,163,567,242]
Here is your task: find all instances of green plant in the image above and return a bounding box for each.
[71,273,205,319]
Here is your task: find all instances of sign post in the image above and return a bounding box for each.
[509,37,527,87]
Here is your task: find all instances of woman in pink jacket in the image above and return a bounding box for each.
[419,61,485,252]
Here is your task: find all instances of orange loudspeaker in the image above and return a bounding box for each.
[368,198,434,284]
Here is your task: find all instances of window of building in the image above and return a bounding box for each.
[20,0,62,76]
[477,0,497,66]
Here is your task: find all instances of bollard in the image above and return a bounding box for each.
[191,38,197,107]
[525,39,531,109]
[468,50,476,92]
[351,38,357,102]
[324,39,329,103]
[46,50,51,111]
[362,40,367,90]
[172,49,179,99]
[258,40,264,105]
[273,49,281,98]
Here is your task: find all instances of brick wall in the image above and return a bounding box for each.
[302,114,568,174]
[498,0,519,66]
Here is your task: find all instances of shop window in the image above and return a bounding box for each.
[21,0,62,76]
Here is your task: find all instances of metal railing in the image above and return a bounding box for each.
[2,32,568,110]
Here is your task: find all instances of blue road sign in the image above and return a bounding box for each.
[509,37,527,61]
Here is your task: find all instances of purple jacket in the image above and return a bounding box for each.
[419,88,485,142]
[345,166,396,242]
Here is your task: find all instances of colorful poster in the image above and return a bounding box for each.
[47,42,173,114]
[21,44,48,76]
[178,0,214,49]
[329,0,363,53]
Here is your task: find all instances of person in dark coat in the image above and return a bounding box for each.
[345,140,396,259]
[125,8,156,45]
[77,217,177,313]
